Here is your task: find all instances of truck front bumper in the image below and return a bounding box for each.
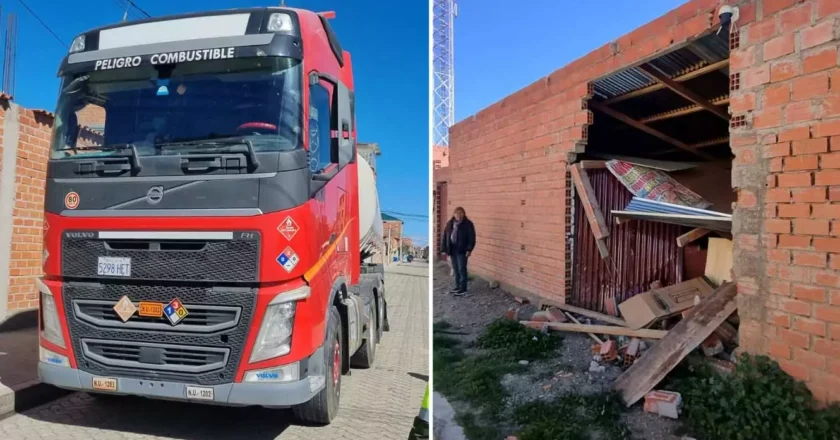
[38,346,326,408]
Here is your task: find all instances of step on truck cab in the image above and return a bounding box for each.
[37,7,388,424]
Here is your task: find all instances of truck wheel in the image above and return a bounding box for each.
[350,301,376,368]
[292,306,342,425]
[376,295,385,342]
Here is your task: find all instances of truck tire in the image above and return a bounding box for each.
[376,294,385,342]
[350,301,377,368]
[292,305,342,425]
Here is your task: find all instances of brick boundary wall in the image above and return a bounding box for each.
[0,100,91,321]
[444,0,840,402]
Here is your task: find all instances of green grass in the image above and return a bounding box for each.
[476,319,562,361]
[513,393,632,440]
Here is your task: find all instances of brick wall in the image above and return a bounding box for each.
[447,0,725,303]
[433,145,449,169]
[444,0,840,402]
[730,0,840,402]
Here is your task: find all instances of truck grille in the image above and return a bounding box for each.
[63,282,256,385]
[82,339,229,374]
[61,231,260,282]
[74,300,241,333]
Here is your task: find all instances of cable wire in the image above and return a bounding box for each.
[125,0,151,18]
[16,0,67,48]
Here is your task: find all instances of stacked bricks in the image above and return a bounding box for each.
[446,0,726,303]
[730,0,840,402]
[7,109,53,313]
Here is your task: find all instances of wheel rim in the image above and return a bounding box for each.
[332,340,341,388]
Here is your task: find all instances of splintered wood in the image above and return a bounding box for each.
[613,282,737,406]
[570,164,610,258]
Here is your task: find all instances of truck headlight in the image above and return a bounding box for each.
[69,35,85,53]
[249,286,310,363]
[37,279,65,349]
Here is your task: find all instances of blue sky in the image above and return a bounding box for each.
[454,0,686,121]
[8,0,429,245]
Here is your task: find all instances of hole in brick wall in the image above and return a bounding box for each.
[521,222,524,228]
[521,176,526,182]
[587,110,594,125]
[521,244,526,251]
[521,200,526,205]
[519,267,524,273]
[582,125,588,141]
[730,73,740,92]
[587,83,595,96]
[730,115,747,128]
[581,101,588,111]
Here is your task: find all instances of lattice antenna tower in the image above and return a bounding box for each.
[2,12,16,97]
[433,0,456,147]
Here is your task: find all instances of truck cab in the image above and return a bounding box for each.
[37,7,387,425]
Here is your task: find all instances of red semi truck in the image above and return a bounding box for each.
[37,7,388,424]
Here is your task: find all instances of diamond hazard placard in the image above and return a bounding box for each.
[113,296,136,322]
[277,216,299,241]
[276,247,300,273]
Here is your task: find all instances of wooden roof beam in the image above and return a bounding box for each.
[638,64,730,121]
[603,59,729,105]
[588,100,716,161]
[639,96,729,124]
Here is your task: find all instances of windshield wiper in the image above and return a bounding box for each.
[69,143,142,174]
[157,137,260,171]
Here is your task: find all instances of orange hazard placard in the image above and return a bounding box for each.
[138,302,163,318]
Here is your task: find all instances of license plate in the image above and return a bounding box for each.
[92,377,117,391]
[138,302,163,318]
[97,257,131,277]
[186,386,214,401]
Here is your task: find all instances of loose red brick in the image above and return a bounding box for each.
[816,170,840,185]
[803,47,838,74]
[778,203,811,217]
[771,60,800,82]
[794,284,828,302]
[815,237,840,252]
[812,204,840,219]
[802,21,837,50]
[786,100,816,123]
[768,188,792,202]
[816,305,840,323]
[764,33,796,60]
[785,155,819,171]
[792,187,827,202]
[546,308,568,323]
[793,138,828,154]
[795,219,830,235]
[793,251,828,267]
[780,328,811,348]
[779,234,812,249]
[782,298,813,316]
[780,126,811,142]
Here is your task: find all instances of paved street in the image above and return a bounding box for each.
[0,263,429,440]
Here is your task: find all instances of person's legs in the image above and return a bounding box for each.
[456,254,468,292]
[449,253,462,293]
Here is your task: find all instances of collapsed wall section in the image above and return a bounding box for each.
[447,0,726,303]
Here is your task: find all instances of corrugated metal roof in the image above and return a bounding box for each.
[593,33,730,100]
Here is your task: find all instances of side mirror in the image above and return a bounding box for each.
[65,112,80,147]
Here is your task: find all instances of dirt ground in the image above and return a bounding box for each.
[432,262,682,440]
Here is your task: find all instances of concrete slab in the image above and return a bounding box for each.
[0,310,68,420]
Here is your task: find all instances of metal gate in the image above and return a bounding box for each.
[570,168,682,314]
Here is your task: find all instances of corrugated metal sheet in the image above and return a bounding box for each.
[625,197,732,217]
[593,33,730,100]
[570,169,682,314]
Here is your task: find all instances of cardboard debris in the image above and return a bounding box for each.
[618,277,715,330]
[614,282,737,406]
[704,238,733,286]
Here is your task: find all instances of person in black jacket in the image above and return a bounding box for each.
[440,207,476,296]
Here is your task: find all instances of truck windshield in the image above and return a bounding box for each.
[50,57,302,159]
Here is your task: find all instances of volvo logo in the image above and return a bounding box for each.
[65,231,95,239]
[146,186,164,205]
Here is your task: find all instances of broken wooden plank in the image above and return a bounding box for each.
[519,321,668,339]
[676,228,711,247]
[638,64,730,121]
[551,303,629,327]
[595,239,609,259]
[613,282,737,406]
[571,164,610,241]
[579,160,607,169]
[564,312,604,345]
